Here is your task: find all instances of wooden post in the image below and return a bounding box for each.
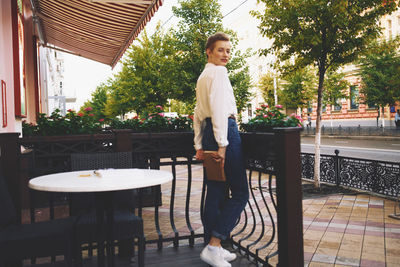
[0,132,22,223]
[274,128,304,266]
[113,129,133,152]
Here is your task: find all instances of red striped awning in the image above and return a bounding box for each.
[31,0,163,67]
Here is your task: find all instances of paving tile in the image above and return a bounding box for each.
[335,256,360,266]
[309,262,334,267]
[361,252,386,262]
[304,251,314,261]
[386,254,400,264]
[318,241,341,250]
[360,259,385,267]
[337,249,361,260]
[312,254,336,264]
[315,247,338,257]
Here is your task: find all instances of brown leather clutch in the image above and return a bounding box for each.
[203,151,226,182]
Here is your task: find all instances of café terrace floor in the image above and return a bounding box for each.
[25,164,400,267]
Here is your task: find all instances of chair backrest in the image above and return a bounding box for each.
[69,152,136,214]
[71,152,133,171]
[0,168,17,228]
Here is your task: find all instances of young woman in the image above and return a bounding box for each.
[193,32,249,267]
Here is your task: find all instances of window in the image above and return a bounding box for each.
[398,16,400,36]
[307,102,312,113]
[247,104,252,118]
[333,98,342,111]
[350,85,359,109]
[388,19,392,39]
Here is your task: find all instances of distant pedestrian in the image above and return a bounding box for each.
[307,113,312,128]
[395,109,400,128]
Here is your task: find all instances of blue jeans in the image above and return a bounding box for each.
[202,118,249,242]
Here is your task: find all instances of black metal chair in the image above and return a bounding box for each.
[0,168,75,267]
[70,152,145,267]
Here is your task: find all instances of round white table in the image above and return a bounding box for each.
[28,168,173,193]
[29,168,173,267]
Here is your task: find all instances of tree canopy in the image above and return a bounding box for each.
[322,70,350,108]
[280,66,316,110]
[359,37,400,109]
[258,71,280,107]
[171,0,252,112]
[88,0,252,117]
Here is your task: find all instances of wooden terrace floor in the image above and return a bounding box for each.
[26,244,256,267]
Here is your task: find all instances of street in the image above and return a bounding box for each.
[301,136,400,162]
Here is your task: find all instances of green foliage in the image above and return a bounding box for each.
[229,65,253,114]
[358,37,400,108]
[109,106,193,132]
[258,71,280,107]
[252,0,397,185]
[106,27,176,116]
[171,0,252,108]
[23,106,194,137]
[252,0,397,73]
[170,0,223,104]
[169,99,195,115]
[240,104,303,132]
[22,109,103,136]
[85,0,252,117]
[322,70,350,106]
[80,83,108,122]
[280,66,316,109]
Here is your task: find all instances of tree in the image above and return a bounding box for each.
[322,70,350,127]
[359,37,400,126]
[80,83,109,122]
[106,27,177,116]
[258,71,280,107]
[252,0,397,188]
[171,0,252,112]
[280,66,316,110]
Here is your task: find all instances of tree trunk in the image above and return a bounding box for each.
[313,68,326,189]
[382,106,385,127]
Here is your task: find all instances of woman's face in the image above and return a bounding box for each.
[207,40,231,66]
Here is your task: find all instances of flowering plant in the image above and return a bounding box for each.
[240,104,303,132]
[22,108,104,136]
[110,106,193,132]
[22,105,194,137]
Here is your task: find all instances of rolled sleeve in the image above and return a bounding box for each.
[193,109,203,150]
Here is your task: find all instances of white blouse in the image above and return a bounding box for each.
[193,63,237,150]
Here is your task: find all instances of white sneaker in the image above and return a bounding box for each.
[220,247,237,262]
[200,245,232,267]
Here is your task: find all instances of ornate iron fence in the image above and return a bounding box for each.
[301,150,400,197]
[303,126,400,136]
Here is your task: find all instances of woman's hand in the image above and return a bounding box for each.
[217,146,226,167]
[196,149,204,161]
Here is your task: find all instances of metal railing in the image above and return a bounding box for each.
[301,150,400,197]
[303,126,400,137]
[0,129,303,267]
